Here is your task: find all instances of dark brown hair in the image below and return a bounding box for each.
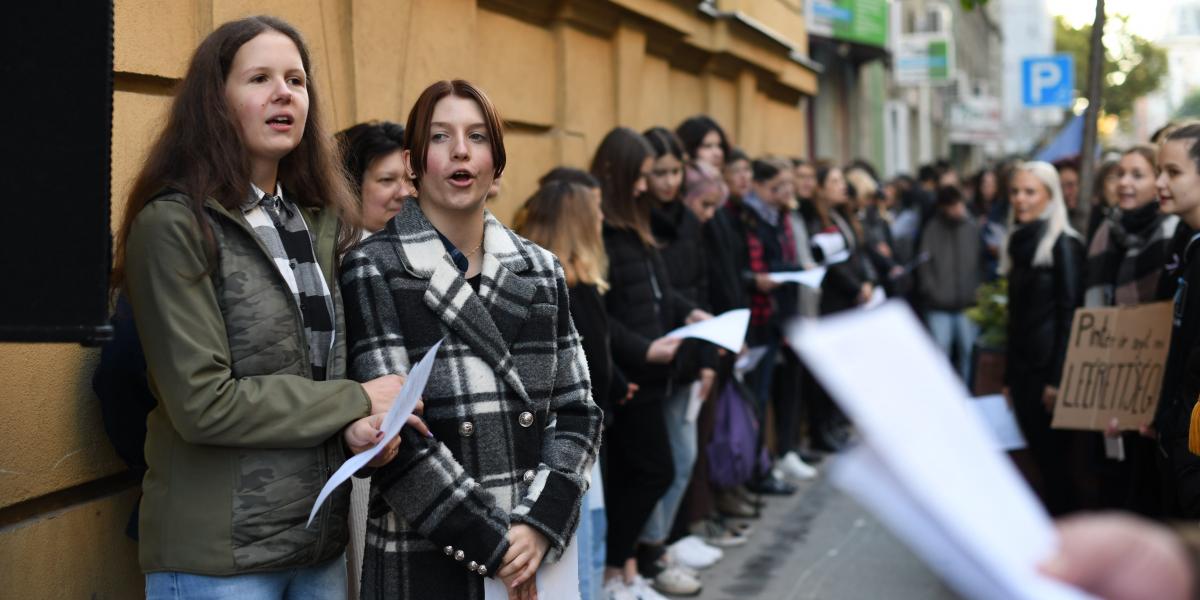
[1166,123,1200,173]
[591,127,656,247]
[336,120,405,196]
[403,80,506,190]
[112,15,358,289]
[1122,143,1159,172]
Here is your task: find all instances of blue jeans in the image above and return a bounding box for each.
[639,384,699,544]
[577,500,607,600]
[146,554,346,600]
[925,310,978,383]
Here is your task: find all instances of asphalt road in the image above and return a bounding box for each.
[691,475,962,600]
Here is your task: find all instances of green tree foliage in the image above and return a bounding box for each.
[1176,89,1200,119]
[1054,15,1168,118]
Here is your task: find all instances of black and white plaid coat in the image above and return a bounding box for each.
[340,199,602,599]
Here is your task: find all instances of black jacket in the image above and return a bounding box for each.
[810,208,877,315]
[603,224,695,399]
[569,283,624,427]
[1004,221,1085,386]
[704,204,751,315]
[652,201,719,381]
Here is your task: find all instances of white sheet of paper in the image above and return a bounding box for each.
[862,287,887,309]
[812,232,848,260]
[832,447,1090,600]
[768,266,827,288]
[824,249,851,265]
[1105,435,1126,461]
[306,338,443,528]
[734,346,770,375]
[665,308,750,353]
[685,380,704,424]
[787,304,1095,600]
[972,395,1028,451]
[483,534,580,600]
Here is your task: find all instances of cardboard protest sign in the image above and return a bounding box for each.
[1052,301,1173,431]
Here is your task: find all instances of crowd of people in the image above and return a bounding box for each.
[89,14,1200,600]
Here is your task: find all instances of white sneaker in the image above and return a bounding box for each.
[675,535,723,563]
[777,451,818,481]
[666,540,717,570]
[652,566,703,596]
[629,574,672,600]
[604,577,639,600]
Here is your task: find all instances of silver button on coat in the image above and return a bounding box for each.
[523,469,536,483]
[458,421,475,437]
[518,411,534,428]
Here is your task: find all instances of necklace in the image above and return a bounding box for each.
[462,237,484,259]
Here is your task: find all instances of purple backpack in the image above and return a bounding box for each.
[707,380,768,488]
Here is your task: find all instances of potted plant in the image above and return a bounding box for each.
[966,278,1008,395]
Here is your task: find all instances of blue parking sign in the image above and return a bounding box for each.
[1022,55,1075,108]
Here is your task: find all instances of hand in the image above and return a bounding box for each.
[507,578,538,600]
[499,524,550,590]
[698,368,717,402]
[1140,422,1158,440]
[362,374,407,415]
[619,382,639,406]
[755,273,781,292]
[1105,417,1121,439]
[1041,513,1193,600]
[645,336,683,364]
[686,309,713,324]
[875,241,893,259]
[1002,386,1012,409]
[857,283,874,305]
[343,414,401,468]
[1042,385,1058,413]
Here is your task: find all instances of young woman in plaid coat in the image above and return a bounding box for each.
[340,80,602,599]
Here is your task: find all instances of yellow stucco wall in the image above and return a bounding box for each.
[0,1,816,597]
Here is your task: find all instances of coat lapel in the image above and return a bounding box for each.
[391,201,537,405]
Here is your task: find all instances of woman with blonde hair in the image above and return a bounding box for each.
[1002,160,1086,515]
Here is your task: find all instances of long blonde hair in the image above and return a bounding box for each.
[999,160,1081,274]
[516,181,610,292]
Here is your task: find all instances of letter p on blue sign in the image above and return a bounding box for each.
[1022,54,1075,108]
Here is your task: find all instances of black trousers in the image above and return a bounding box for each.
[771,347,804,455]
[603,396,675,567]
[1011,372,1083,515]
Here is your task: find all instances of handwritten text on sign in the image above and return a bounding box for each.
[1052,302,1173,431]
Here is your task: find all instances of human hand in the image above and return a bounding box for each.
[686,309,713,324]
[1041,512,1193,600]
[646,336,683,364]
[362,374,407,414]
[1042,385,1058,413]
[506,578,538,600]
[1140,422,1157,439]
[699,368,717,402]
[857,283,874,305]
[876,241,893,259]
[619,382,640,406]
[499,524,550,590]
[343,414,401,468]
[755,273,781,292]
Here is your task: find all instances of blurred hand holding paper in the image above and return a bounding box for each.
[787,304,1093,600]
[665,308,749,352]
[306,338,443,528]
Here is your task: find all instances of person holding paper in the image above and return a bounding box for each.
[636,127,724,595]
[1001,161,1086,515]
[340,80,602,600]
[592,126,709,600]
[114,17,414,598]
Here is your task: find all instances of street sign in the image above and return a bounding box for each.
[1021,55,1075,107]
[894,32,955,86]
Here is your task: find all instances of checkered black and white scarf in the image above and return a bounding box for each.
[242,184,336,380]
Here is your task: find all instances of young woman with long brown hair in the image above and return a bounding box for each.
[113,16,413,598]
